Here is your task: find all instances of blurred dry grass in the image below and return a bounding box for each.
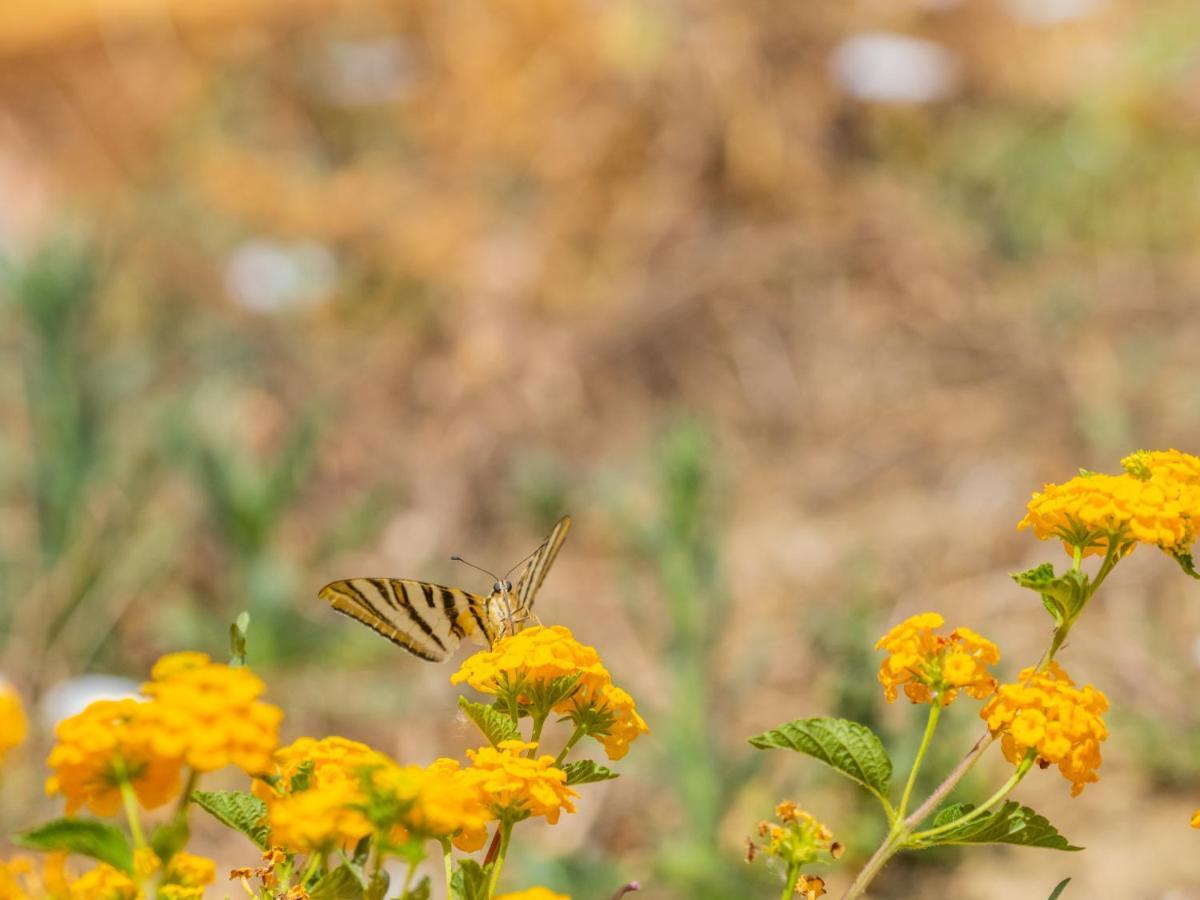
[2,0,1200,897]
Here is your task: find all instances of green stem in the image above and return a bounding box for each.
[118,779,146,849]
[782,861,801,900]
[909,752,1035,844]
[528,711,548,756]
[486,820,513,898]
[299,851,323,886]
[400,857,418,898]
[440,838,454,900]
[174,768,199,820]
[897,696,942,820]
[554,724,587,767]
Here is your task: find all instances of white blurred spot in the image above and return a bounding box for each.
[40,675,141,727]
[829,32,960,104]
[322,37,414,107]
[1003,0,1103,26]
[225,239,338,313]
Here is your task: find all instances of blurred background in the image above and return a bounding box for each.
[2,0,1200,897]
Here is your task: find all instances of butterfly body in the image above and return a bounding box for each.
[319,516,571,662]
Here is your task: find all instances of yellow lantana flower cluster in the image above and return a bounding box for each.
[254,736,387,853]
[366,758,491,851]
[875,613,999,706]
[1019,448,1200,558]
[45,699,182,816]
[462,740,578,826]
[0,683,26,767]
[45,653,282,816]
[255,736,495,855]
[981,662,1109,796]
[142,652,282,775]
[452,625,648,760]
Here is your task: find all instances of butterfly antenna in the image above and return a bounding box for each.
[450,556,501,582]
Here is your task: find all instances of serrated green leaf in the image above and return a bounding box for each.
[1012,564,1089,622]
[309,863,364,900]
[450,859,489,900]
[913,801,1081,851]
[14,819,133,873]
[1173,550,1200,580]
[562,759,619,785]
[748,717,892,806]
[149,817,190,864]
[459,696,520,747]
[191,790,269,849]
[1047,878,1071,900]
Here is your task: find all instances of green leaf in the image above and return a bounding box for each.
[230,611,250,666]
[290,759,316,792]
[450,859,490,900]
[748,717,892,806]
[1048,878,1071,900]
[191,790,269,849]
[563,759,620,785]
[13,818,133,873]
[1173,550,1200,580]
[364,870,390,900]
[309,863,364,900]
[459,696,521,747]
[149,816,190,864]
[913,801,1081,851]
[1012,564,1089,624]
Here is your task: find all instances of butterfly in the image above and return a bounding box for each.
[318,516,572,662]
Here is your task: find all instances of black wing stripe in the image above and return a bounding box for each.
[369,577,400,610]
[439,586,467,639]
[320,583,443,662]
[420,582,437,609]
[389,581,446,652]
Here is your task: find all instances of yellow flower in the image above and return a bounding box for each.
[455,625,648,760]
[451,625,609,699]
[495,889,571,900]
[981,662,1108,796]
[380,758,492,850]
[875,613,999,706]
[1192,809,1200,829]
[556,682,649,761]
[141,652,282,775]
[158,852,216,900]
[0,856,34,900]
[0,684,27,767]
[253,736,386,803]
[463,741,577,825]
[1121,448,1200,486]
[254,736,388,854]
[267,778,372,853]
[1020,454,1200,559]
[61,851,157,900]
[46,699,182,816]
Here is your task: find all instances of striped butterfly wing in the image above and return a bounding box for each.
[513,515,572,616]
[318,578,495,662]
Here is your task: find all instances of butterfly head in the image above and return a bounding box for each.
[492,579,514,594]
